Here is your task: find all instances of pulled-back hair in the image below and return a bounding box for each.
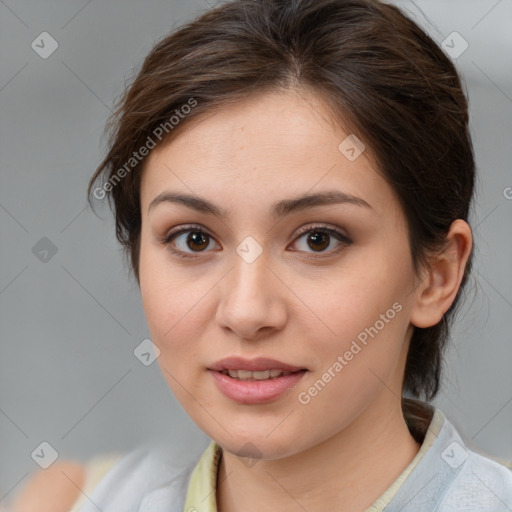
[88,0,475,402]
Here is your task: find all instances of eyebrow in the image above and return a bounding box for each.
[148,190,374,218]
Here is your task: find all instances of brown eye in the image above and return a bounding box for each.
[306,232,330,252]
[163,225,220,258]
[186,231,209,251]
[291,225,352,257]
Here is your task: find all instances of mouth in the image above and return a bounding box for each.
[209,369,307,404]
[208,357,308,404]
[208,356,307,374]
[218,369,301,381]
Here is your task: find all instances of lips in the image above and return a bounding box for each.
[208,356,305,373]
[208,356,307,404]
[221,369,294,381]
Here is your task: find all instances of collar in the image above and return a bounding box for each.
[182,399,451,512]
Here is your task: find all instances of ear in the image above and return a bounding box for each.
[410,219,473,328]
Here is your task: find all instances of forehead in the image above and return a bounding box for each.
[140,90,401,221]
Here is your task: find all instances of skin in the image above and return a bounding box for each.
[138,89,472,511]
[11,461,85,512]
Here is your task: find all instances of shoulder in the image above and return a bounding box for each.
[438,447,512,511]
[78,438,207,512]
[389,404,512,511]
[430,410,512,511]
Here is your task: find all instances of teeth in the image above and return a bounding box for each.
[222,369,293,381]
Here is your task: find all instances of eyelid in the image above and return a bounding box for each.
[292,223,350,242]
[161,223,213,244]
[288,223,352,257]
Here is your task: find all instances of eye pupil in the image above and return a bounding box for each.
[187,231,209,251]
[308,232,329,251]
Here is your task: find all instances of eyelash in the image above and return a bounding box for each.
[160,223,353,260]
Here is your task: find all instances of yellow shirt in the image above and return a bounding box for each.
[183,408,444,512]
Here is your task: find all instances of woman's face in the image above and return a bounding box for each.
[139,90,420,460]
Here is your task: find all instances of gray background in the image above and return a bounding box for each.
[1,0,511,504]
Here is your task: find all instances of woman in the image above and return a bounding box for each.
[82,0,512,510]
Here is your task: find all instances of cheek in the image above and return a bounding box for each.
[292,286,408,439]
[291,248,412,392]
[138,237,216,375]
[138,247,207,410]
[139,238,190,349]
[296,256,409,346]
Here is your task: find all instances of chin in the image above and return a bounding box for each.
[210,424,310,462]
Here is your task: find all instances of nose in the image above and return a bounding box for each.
[215,249,287,341]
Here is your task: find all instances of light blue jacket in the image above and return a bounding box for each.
[78,407,512,512]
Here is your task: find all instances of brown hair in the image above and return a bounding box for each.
[87,0,475,402]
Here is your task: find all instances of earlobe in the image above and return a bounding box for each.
[410,219,473,329]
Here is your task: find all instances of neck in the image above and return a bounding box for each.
[217,396,423,512]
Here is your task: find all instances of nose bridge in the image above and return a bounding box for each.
[216,240,286,338]
[227,242,273,304]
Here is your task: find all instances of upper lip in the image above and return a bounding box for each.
[208,357,306,372]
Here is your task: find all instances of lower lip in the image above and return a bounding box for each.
[209,370,307,404]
